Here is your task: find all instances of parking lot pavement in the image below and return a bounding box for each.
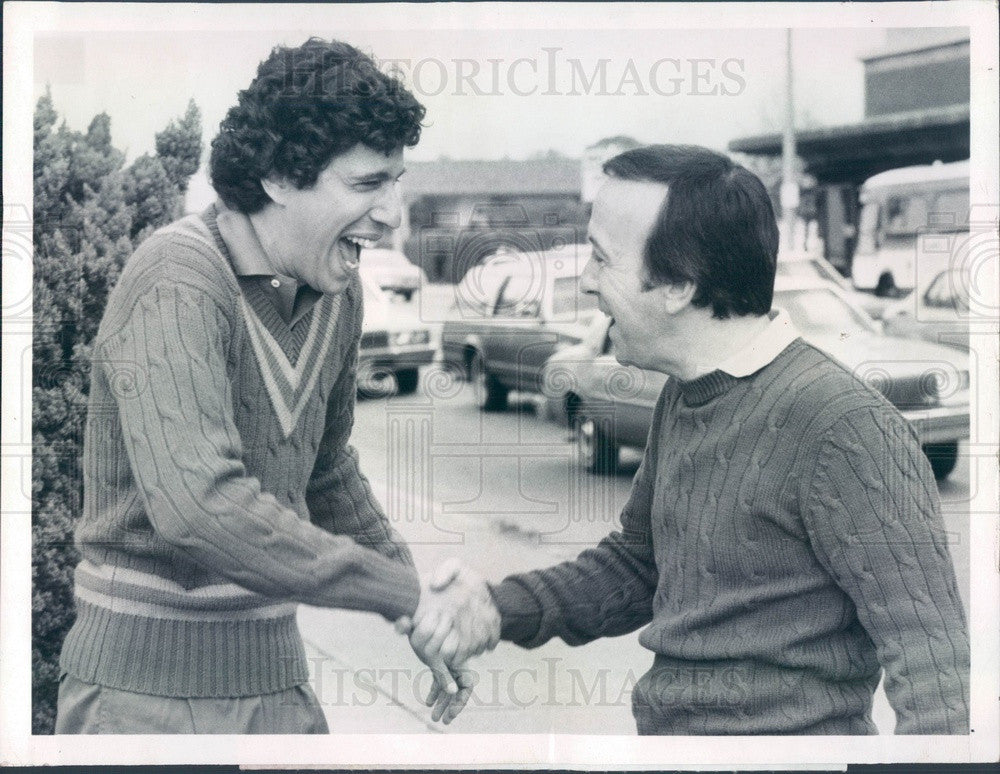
[301,613,441,734]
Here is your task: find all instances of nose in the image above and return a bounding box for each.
[579,254,599,295]
[371,180,403,230]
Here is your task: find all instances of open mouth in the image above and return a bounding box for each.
[339,235,379,269]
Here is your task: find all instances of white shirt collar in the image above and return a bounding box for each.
[714,308,800,378]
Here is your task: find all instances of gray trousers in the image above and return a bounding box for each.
[55,673,329,734]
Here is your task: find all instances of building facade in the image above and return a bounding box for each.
[729,28,970,272]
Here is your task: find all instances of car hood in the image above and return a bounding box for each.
[806,333,967,408]
[362,300,428,334]
[808,333,966,371]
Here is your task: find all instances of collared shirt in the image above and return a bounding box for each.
[214,203,321,327]
[715,308,800,378]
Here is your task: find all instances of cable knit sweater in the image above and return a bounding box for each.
[492,339,969,734]
[60,207,419,698]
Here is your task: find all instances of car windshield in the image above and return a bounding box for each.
[775,288,874,338]
[924,271,970,311]
[775,259,844,286]
[495,272,543,317]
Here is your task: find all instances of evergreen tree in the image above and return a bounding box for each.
[155,99,203,193]
[32,89,202,733]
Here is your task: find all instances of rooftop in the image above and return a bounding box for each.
[728,104,969,183]
[404,158,581,198]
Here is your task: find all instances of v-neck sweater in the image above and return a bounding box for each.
[60,208,419,698]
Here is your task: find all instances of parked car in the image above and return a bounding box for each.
[776,250,890,320]
[881,267,971,351]
[360,248,427,301]
[441,244,599,410]
[544,277,970,479]
[358,273,435,395]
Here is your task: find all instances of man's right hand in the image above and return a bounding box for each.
[397,559,500,723]
[412,559,500,665]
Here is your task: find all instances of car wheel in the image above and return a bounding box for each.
[874,272,905,298]
[577,415,618,474]
[564,393,581,431]
[395,368,419,395]
[923,441,959,480]
[471,352,508,411]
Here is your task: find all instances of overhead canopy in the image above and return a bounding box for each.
[728,104,969,185]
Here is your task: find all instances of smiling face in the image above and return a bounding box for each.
[580,177,674,370]
[261,143,405,295]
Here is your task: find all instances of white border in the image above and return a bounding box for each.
[3,1,998,767]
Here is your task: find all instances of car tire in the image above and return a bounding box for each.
[395,368,420,395]
[564,393,581,431]
[923,441,959,480]
[577,415,618,475]
[471,352,508,411]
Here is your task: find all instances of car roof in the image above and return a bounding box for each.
[862,159,969,189]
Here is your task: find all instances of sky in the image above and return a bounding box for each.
[32,17,892,211]
[34,26,886,159]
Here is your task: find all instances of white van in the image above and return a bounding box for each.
[852,160,969,294]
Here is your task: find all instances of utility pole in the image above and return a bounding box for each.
[779,28,799,253]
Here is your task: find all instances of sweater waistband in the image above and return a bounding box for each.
[60,597,308,698]
[74,560,297,621]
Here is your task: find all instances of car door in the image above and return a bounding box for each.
[487,271,546,390]
[514,274,599,393]
[441,266,510,372]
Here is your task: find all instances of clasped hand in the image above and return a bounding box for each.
[396,559,500,724]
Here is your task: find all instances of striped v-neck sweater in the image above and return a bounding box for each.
[60,208,419,698]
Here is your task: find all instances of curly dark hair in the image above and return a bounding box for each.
[210,38,426,213]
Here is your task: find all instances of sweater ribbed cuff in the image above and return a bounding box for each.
[489,578,543,646]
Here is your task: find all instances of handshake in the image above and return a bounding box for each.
[395,559,501,725]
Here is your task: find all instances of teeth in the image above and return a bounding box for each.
[344,236,378,250]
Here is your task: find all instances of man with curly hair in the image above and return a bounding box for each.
[55,38,487,734]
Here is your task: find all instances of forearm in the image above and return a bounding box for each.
[129,442,420,619]
[492,399,666,650]
[491,527,657,648]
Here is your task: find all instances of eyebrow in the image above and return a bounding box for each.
[350,168,406,183]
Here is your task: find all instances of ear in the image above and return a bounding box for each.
[660,281,696,314]
[260,176,292,207]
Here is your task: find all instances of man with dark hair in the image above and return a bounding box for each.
[411,144,970,734]
[55,37,489,734]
